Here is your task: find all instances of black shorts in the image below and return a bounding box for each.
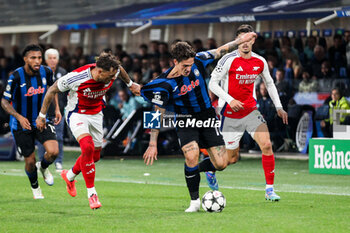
[12,123,57,157]
[176,108,225,149]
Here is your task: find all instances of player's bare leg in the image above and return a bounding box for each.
[203,145,228,191]
[254,123,280,201]
[226,147,240,165]
[207,145,228,171]
[36,140,58,186]
[182,141,201,212]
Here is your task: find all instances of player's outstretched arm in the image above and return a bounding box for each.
[118,66,141,96]
[143,105,165,165]
[209,32,257,59]
[260,59,288,125]
[1,98,31,130]
[36,81,61,131]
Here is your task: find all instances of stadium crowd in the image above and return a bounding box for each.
[1,32,350,153]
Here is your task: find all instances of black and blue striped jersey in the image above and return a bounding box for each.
[2,65,54,131]
[141,51,215,114]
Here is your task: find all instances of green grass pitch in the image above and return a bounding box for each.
[0,151,349,233]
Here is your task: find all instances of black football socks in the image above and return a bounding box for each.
[184,164,200,200]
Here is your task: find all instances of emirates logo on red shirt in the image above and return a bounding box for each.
[24,86,45,96]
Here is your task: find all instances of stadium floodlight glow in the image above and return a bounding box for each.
[131,20,152,35]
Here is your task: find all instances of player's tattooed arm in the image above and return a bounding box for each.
[143,106,166,165]
[1,98,32,130]
[149,105,166,146]
[209,32,257,59]
[36,81,61,131]
[118,66,141,96]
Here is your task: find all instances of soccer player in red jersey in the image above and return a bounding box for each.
[209,25,288,201]
[36,52,140,209]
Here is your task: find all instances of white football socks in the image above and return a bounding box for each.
[67,169,77,182]
[87,187,97,198]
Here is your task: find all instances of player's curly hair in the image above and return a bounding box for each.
[236,24,254,36]
[22,44,43,57]
[96,52,120,71]
[170,42,196,62]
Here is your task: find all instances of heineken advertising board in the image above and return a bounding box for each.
[309,138,350,175]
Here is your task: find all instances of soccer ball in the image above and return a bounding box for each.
[201,190,226,212]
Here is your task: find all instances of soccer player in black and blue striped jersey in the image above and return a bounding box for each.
[141,32,256,212]
[1,44,60,199]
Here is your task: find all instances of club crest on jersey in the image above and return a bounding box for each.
[24,86,45,96]
[194,69,200,77]
[253,66,260,71]
[6,84,10,91]
[42,78,47,85]
[179,79,200,96]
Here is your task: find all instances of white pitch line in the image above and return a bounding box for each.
[1,172,349,196]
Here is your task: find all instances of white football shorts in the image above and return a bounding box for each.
[220,110,266,150]
[66,111,103,147]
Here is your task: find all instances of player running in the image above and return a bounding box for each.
[36,52,140,209]
[1,44,60,199]
[209,24,288,201]
[141,32,256,212]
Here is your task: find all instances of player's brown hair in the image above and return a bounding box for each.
[170,42,196,62]
[96,52,120,71]
[236,24,254,36]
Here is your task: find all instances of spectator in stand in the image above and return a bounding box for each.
[328,34,347,75]
[275,69,291,105]
[308,45,327,79]
[122,55,133,74]
[118,89,141,120]
[321,87,350,137]
[10,45,24,69]
[59,46,71,71]
[132,56,142,71]
[318,37,328,51]
[159,56,170,72]
[150,41,160,58]
[257,82,276,127]
[298,70,318,93]
[267,55,278,79]
[281,36,298,56]
[139,44,150,59]
[0,57,11,83]
[319,61,338,79]
[192,39,206,53]
[115,44,128,60]
[304,36,317,60]
[207,38,217,50]
[253,35,266,56]
[132,69,144,85]
[159,42,171,58]
[345,31,350,72]
[294,37,307,67]
[284,57,294,83]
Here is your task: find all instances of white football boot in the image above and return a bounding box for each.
[185,198,200,212]
[36,162,54,186]
[32,186,44,199]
